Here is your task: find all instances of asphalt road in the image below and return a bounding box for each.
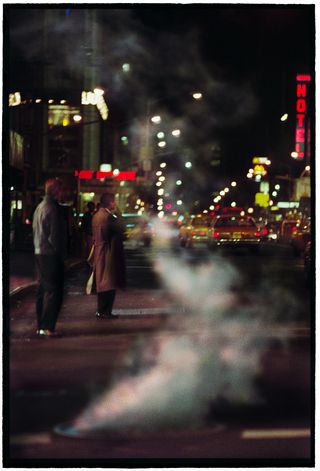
[5,242,314,466]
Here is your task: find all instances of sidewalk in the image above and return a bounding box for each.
[9,251,83,295]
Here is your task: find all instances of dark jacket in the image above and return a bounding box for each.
[92,208,126,292]
[32,195,66,258]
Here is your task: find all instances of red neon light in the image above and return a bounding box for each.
[79,170,94,179]
[296,75,311,82]
[96,171,113,179]
[74,170,137,181]
[115,172,136,181]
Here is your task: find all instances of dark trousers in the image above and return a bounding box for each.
[35,255,64,331]
[97,290,116,315]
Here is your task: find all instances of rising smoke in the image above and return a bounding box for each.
[71,219,289,435]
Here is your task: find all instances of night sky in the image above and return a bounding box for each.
[6,4,315,201]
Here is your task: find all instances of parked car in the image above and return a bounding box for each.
[179,215,211,247]
[260,221,282,243]
[121,213,154,247]
[207,215,261,252]
[291,219,311,256]
[278,219,299,244]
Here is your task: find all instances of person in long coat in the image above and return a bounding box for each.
[91,193,126,319]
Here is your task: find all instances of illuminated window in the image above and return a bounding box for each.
[48,105,80,127]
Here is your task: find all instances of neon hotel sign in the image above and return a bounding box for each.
[294,74,311,160]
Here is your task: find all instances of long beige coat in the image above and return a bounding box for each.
[91,208,126,293]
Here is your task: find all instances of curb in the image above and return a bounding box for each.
[9,259,84,300]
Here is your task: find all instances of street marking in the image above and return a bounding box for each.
[241,429,310,439]
[11,433,51,445]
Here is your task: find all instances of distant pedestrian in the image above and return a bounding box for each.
[81,201,95,257]
[90,193,126,319]
[32,178,66,337]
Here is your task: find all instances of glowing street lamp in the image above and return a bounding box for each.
[192,92,202,100]
[171,129,181,137]
[151,115,161,124]
[73,114,82,123]
[158,141,166,148]
[185,161,192,168]
[231,181,237,187]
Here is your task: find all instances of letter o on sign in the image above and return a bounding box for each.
[296,99,306,113]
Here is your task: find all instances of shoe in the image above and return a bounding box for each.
[37,329,61,337]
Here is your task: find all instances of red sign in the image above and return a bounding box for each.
[294,74,311,159]
[75,170,137,181]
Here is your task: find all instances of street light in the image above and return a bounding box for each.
[192,92,203,100]
[151,115,161,124]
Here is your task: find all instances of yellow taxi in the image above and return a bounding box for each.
[207,215,261,252]
[179,215,211,247]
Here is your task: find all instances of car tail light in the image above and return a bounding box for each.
[261,228,268,235]
[254,231,260,237]
[213,231,219,238]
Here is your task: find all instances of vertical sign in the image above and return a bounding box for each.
[294,74,311,160]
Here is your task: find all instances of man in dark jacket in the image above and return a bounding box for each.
[32,178,66,337]
[91,193,126,319]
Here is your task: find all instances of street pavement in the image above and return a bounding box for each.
[5,248,314,466]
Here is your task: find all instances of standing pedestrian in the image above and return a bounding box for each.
[32,178,66,337]
[91,193,126,319]
[80,201,95,257]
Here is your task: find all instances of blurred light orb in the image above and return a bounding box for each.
[158,211,164,219]
[94,88,104,96]
[220,191,225,196]
[240,211,245,216]
[193,92,202,100]
[185,162,192,168]
[158,141,166,148]
[231,181,237,187]
[177,200,183,206]
[266,159,271,165]
[172,129,181,137]
[247,207,254,214]
[272,191,278,197]
[291,152,298,158]
[122,63,131,72]
[275,184,280,190]
[113,169,120,176]
[176,180,182,185]
[121,136,129,145]
[157,132,165,139]
[305,165,310,171]
[156,182,162,187]
[159,176,165,182]
[73,114,82,122]
[203,210,208,214]
[158,188,164,195]
[224,187,229,193]
[151,115,161,124]
[280,113,288,121]
[247,173,253,178]
[156,171,162,176]
[160,162,167,168]
[231,202,237,207]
